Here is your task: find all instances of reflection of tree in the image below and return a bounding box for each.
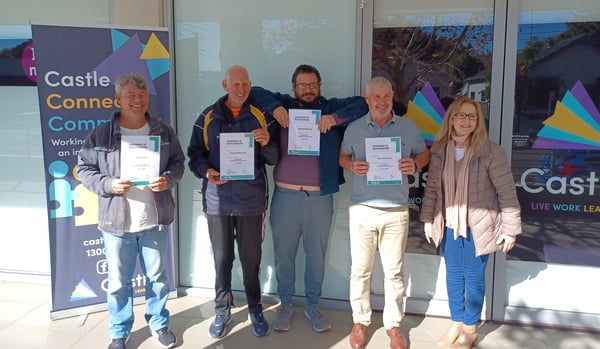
[515,21,600,126]
[372,25,491,105]
[558,21,600,39]
[516,37,545,76]
[0,39,31,58]
[517,22,600,77]
[0,39,34,86]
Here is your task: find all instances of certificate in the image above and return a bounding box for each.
[120,135,160,186]
[365,137,402,185]
[288,108,321,155]
[219,132,255,180]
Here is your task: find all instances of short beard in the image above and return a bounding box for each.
[295,93,319,106]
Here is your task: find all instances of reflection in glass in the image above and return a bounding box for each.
[373,9,494,107]
[372,7,494,254]
[511,7,600,266]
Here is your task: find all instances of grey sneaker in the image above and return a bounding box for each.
[304,304,331,332]
[151,327,177,348]
[273,303,294,332]
[107,335,130,349]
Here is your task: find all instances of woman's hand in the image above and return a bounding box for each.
[424,222,433,244]
[496,233,516,253]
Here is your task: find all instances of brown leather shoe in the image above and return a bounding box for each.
[349,323,368,349]
[386,327,407,349]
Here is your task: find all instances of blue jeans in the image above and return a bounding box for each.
[269,186,333,306]
[102,227,170,339]
[442,228,489,326]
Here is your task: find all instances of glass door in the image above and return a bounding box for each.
[364,0,498,319]
[500,0,600,328]
[362,0,600,329]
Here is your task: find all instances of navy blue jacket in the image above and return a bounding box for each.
[188,95,279,215]
[250,86,367,195]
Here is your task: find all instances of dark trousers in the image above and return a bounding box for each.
[207,214,265,315]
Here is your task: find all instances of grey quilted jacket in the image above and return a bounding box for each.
[77,112,185,235]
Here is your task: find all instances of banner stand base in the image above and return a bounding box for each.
[50,290,178,321]
[75,313,88,327]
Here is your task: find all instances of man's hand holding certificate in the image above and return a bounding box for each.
[220,132,255,180]
[288,108,321,155]
[120,135,161,186]
[365,137,402,185]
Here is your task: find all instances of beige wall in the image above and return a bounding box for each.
[0,0,110,25]
[112,0,164,27]
[0,0,163,27]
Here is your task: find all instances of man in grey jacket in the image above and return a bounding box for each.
[77,73,184,349]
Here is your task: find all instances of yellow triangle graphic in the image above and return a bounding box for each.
[141,33,169,59]
[543,101,600,142]
[405,101,441,136]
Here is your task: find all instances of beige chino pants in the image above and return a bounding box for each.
[348,203,409,329]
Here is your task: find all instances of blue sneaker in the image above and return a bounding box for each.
[248,305,270,337]
[208,312,232,338]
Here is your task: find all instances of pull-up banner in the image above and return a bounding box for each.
[31,24,174,318]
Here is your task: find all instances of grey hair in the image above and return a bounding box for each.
[366,76,393,94]
[224,64,249,81]
[115,73,148,95]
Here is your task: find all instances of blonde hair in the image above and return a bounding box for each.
[432,96,488,153]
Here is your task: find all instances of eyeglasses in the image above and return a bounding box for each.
[295,82,320,90]
[454,113,478,120]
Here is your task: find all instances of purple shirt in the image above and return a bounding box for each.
[274,128,320,186]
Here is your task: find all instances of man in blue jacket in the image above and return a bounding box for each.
[188,65,279,339]
[251,64,367,333]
